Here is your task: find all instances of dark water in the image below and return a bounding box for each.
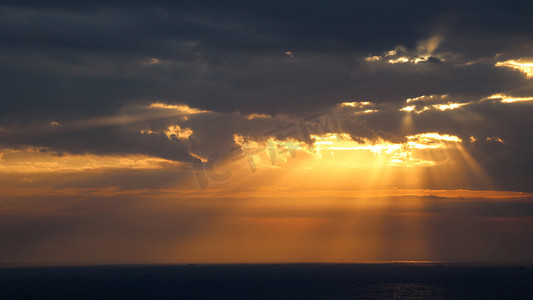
[1,263,532,299]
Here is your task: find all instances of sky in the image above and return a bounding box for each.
[1,0,533,265]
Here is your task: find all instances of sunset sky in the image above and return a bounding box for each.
[1,1,533,265]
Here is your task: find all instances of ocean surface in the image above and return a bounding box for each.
[1,263,532,299]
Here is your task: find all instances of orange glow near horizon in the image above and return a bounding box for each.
[0,126,515,265]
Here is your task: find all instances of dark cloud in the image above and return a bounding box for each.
[1,0,532,116]
[0,0,533,186]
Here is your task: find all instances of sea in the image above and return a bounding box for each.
[1,263,532,299]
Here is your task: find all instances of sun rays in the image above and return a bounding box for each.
[228,128,490,193]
